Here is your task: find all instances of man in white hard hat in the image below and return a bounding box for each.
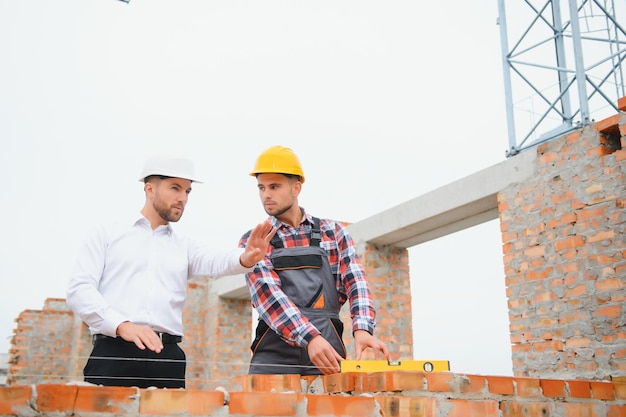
[66,154,275,388]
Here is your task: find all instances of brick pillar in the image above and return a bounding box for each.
[180,277,211,389]
[184,277,252,390]
[8,298,79,385]
[346,243,413,360]
[498,113,626,380]
[210,297,252,387]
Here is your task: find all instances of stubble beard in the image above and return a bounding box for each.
[154,200,183,223]
[265,202,293,218]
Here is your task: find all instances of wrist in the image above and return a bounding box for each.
[239,254,253,268]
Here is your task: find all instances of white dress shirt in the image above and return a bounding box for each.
[66,215,250,337]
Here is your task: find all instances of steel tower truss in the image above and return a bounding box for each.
[498,0,626,156]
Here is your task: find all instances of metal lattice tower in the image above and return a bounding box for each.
[498,0,626,156]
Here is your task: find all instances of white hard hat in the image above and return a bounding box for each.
[138,154,203,183]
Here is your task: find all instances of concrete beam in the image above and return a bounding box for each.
[346,150,537,248]
[213,274,250,300]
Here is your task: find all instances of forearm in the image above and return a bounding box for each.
[249,275,321,346]
[66,280,127,336]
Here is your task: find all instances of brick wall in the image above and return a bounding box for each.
[1,372,625,416]
[499,110,626,379]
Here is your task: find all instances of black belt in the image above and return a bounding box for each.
[92,332,182,345]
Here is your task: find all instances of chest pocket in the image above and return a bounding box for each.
[272,254,322,270]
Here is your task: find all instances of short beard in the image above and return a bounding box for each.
[266,203,292,218]
[154,201,183,223]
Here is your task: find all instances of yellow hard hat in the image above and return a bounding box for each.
[250,145,305,183]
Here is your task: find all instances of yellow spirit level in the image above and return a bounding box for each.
[340,360,450,373]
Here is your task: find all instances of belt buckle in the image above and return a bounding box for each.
[157,332,163,343]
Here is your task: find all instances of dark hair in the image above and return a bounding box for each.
[284,174,302,182]
[143,175,172,184]
[255,173,302,182]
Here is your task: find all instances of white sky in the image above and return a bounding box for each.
[0,1,514,376]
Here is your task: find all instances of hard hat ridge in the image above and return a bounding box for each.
[138,154,203,183]
[250,145,305,183]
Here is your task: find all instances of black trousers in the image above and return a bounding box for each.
[84,337,186,388]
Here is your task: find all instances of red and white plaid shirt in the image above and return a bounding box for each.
[239,208,377,347]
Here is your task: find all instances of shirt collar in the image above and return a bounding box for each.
[270,207,313,229]
[133,214,174,235]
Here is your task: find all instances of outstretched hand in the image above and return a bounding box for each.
[240,220,276,268]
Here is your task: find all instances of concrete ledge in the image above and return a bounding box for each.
[213,275,249,300]
[347,150,537,248]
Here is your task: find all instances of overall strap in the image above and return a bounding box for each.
[270,228,284,248]
[310,217,321,247]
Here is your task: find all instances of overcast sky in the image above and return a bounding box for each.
[0,1,514,376]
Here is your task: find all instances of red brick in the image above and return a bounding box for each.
[235,374,302,393]
[500,401,553,417]
[514,377,542,397]
[486,376,515,395]
[36,385,79,412]
[229,392,301,415]
[367,371,426,393]
[594,305,622,319]
[75,386,138,414]
[321,372,358,393]
[425,372,455,392]
[608,404,626,417]
[590,381,615,400]
[0,385,32,415]
[563,403,601,416]
[445,399,499,417]
[307,394,376,417]
[555,235,585,251]
[458,375,487,394]
[375,396,436,417]
[139,389,224,415]
[566,380,592,398]
[540,379,567,397]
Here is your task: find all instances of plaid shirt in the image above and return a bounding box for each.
[239,208,377,347]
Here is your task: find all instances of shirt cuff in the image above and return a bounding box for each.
[102,311,130,337]
[352,316,376,335]
[299,324,322,347]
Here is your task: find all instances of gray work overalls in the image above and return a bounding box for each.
[248,218,347,375]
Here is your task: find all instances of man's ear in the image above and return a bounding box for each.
[144,181,154,195]
[293,180,302,197]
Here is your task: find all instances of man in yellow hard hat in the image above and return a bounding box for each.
[239,146,390,375]
[67,154,275,388]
